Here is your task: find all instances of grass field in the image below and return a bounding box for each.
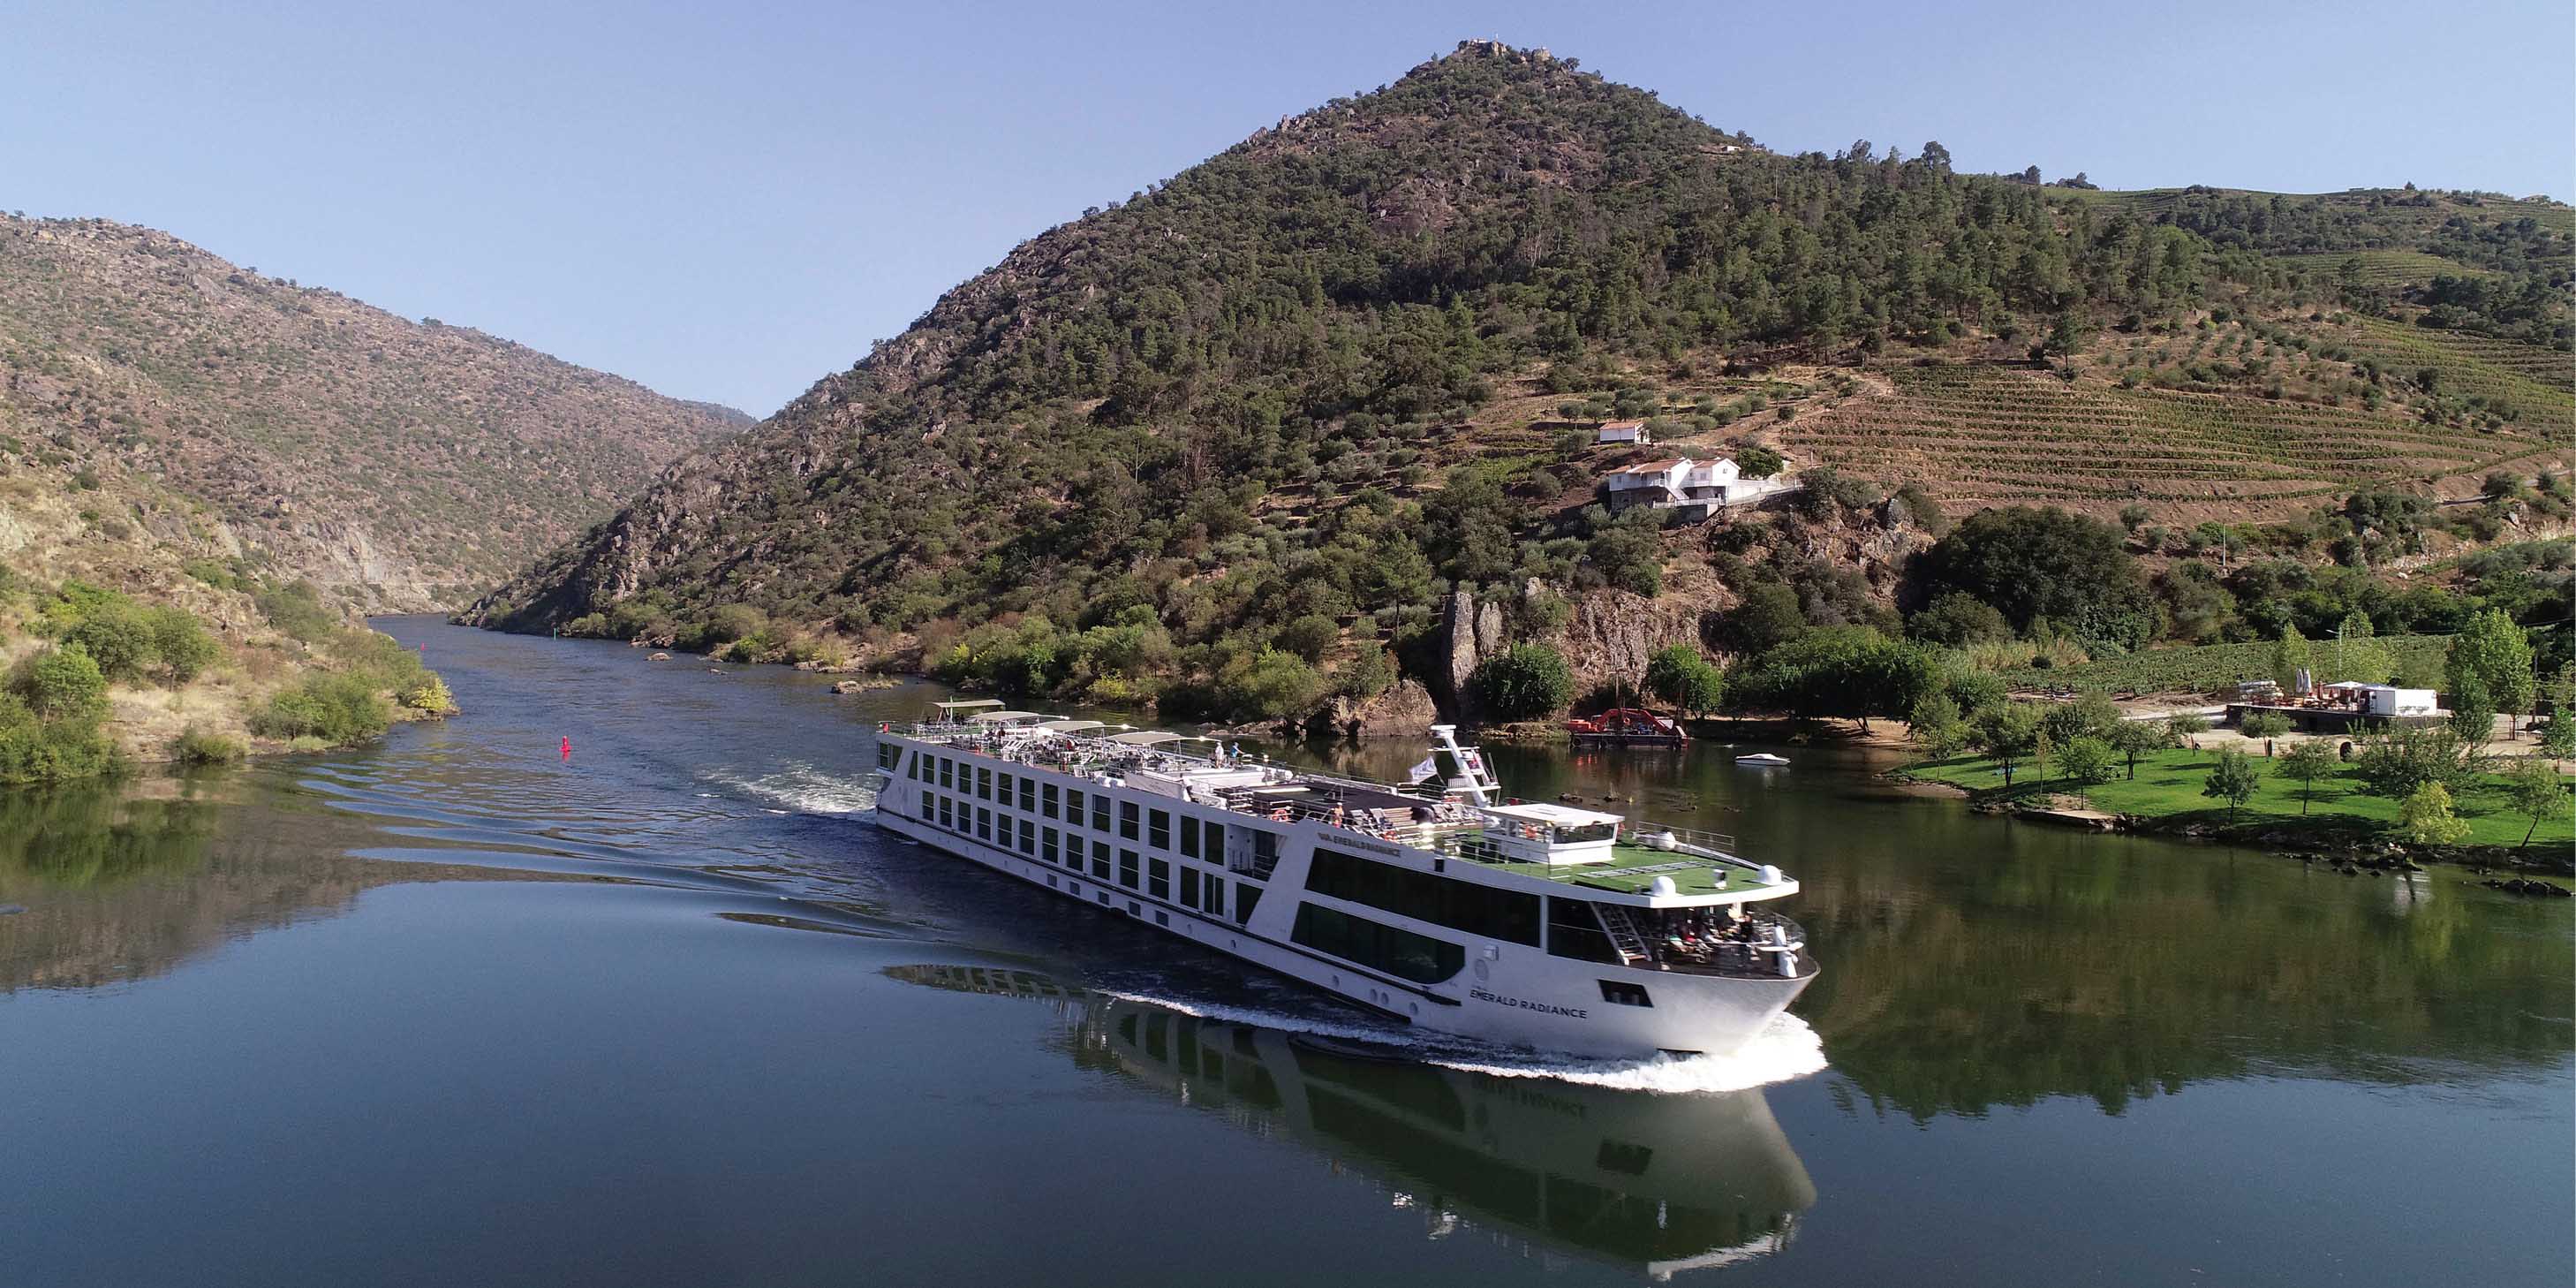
[1908,746,2574,848]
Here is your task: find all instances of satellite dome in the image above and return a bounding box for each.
[1649,875,1679,896]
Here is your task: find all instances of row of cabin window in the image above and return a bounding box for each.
[906,749,1237,864]
[1304,843,1634,966]
[1288,902,1628,998]
[1307,847,1542,947]
[911,789,1248,924]
[1288,903,1464,986]
[898,751,1634,996]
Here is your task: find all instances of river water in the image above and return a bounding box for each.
[2,619,2567,1286]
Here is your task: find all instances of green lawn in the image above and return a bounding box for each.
[1908,747,2574,849]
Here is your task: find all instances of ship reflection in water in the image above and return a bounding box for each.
[887,963,1817,1280]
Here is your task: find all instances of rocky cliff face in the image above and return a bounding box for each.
[1433,589,1508,717]
[0,215,746,610]
[1556,590,1710,699]
[1326,677,1440,739]
[1420,500,1935,723]
[1429,581,1708,719]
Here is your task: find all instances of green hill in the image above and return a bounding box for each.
[464,41,2574,724]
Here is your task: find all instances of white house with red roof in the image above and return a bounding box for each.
[1604,456,1746,513]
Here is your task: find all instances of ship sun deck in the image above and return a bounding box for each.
[883,719,1788,905]
[1466,839,1788,898]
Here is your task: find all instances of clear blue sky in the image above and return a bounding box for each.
[7,0,2569,416]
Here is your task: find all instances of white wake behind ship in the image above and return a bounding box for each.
[867,702,1817,1058]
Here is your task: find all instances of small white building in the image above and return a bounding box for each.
[2323,682,2440,716]
[1604,455,1747,514]
[1604,458,1693,510]
[1596,419,1650,445]
[1680,457,1741,503]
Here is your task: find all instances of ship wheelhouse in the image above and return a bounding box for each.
[1472,802,1621,864]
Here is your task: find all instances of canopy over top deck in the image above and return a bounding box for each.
[1482,801,1626,828]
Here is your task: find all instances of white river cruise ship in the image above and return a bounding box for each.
[866,701,1816,1057]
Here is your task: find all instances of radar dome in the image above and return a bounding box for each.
[1649,875,1679,896]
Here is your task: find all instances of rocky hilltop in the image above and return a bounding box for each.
[0,215,747,610]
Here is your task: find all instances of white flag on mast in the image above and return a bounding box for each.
[1408,755,1438,782]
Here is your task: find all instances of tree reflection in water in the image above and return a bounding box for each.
[0,776,422,994]
[1286,736,2575,1121]
[0,779,218,890]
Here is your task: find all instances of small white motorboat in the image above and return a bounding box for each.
[1734,753,1791,767]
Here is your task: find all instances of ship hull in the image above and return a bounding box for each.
[869,738,1812,1058]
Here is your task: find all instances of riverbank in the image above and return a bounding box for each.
[1469,715,1916,751]
[0,564,468,784]
[1899,746,2575,871]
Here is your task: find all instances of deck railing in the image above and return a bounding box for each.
[1634,911,1812,980]
[1622,822,1756,869]
[1212,789,1462,840]
[1432,822,1753,868]
[888,723,1467,832]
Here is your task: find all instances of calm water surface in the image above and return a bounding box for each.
[3,619,2567,1286]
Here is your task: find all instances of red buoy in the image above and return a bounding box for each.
[560,737,572,761]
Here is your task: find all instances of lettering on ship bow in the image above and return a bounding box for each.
[1471,989,1588,1019]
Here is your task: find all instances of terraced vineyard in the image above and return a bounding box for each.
[1782,364,2557,515]
[2064,185,2569,231]
[2273,249,2492,288]
[2330,317,2576,405]
[2451,337,2576,390]
[1996,634,2452,695]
